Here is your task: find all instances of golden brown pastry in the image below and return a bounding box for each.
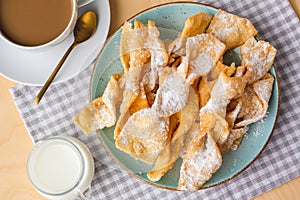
[220,73,274,152]
[152,71,190,117]
[147,20,169,68]
[235,73,274,127]
[73,74,123,135]
[120,21,151,71]
[120,22,132,72]
[168,12,213,56]
[178,132,222,191]
[220,100,247,153]
[219,126,249,153]
[115,108,170,164]
[241,37,277,83]
[207,9,258,49]
[73,11,277,191]
[199,64,249,146]
[142,20,169,97]
[180,121,201,157]
[198,61,226,108]
[129,87,150,115]
[147,87,199,181]
[116,20,169,139]
[114,66,144,139]
[177,34,226,84]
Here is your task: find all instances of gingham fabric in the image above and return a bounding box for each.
[10,0,300,199]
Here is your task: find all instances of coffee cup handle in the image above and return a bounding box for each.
[77,0,94,8]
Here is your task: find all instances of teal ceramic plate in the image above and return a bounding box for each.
[90,2,280,190]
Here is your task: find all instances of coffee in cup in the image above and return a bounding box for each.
[0,0,93,50]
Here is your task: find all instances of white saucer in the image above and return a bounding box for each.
[0,0,110,86]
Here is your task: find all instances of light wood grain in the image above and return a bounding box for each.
[289,0,300,18]
[0,0,299,199]
[0,78,44,200]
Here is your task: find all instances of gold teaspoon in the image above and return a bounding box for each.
[34,11,97,104]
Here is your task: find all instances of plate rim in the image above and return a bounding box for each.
[89,1,280,191]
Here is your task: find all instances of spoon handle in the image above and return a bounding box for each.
[34,43,77,104]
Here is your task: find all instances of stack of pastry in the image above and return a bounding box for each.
[74,9,277,191]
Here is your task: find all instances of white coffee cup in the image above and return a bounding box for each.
[0,0,93,50]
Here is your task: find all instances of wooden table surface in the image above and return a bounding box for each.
[0,0,299,199]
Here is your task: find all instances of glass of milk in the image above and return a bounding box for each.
[27,136,94,200]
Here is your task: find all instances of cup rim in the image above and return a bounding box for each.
[0,0,77,50]
[26,137,85,196]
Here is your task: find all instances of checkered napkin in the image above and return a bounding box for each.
[10,0,300,199]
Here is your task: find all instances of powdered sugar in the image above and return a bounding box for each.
[180,122,201,157]
[200,77,228,113]
[182,34,226,84]
[207,9,258,49]
[189,53,213,76]
[241,38,277,83]
[210,10,238,41]
[120,108,169,139]
[178,133,222,191]
[153,71,189,117]
[252,111,268,138]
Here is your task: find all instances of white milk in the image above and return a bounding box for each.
[27,136,94,200]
